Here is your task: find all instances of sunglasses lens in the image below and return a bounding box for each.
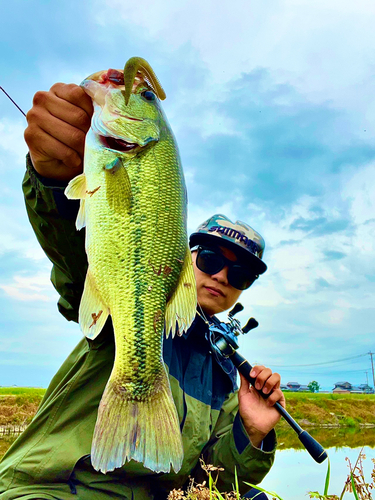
[196,246,257,290]
[196,248,225,275]
[228,266,255,290]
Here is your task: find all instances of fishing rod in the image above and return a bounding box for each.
[208,303,328,464]
[0,86,26,117]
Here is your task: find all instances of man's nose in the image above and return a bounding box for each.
[211,265,229,285]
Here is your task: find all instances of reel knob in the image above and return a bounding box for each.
[228,302,244,318]
[242,317,259,333]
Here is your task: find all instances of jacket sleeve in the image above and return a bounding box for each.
[23,154,87,322]
[193,391,277,495]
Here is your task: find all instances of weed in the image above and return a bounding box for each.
[168,452,375,500]
[342,417,356,428]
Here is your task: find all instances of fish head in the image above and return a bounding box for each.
[81,59,168,154]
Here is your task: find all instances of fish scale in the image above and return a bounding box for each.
[65,57,197,474]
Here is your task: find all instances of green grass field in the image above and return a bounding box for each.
[285,391,375,401]
[283,391,375,426]
[0,387,45,397]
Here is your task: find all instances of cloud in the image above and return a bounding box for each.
[0,119,27,165]
[175,67,375,220]
[323,250,346,261]
[0,272,53,302]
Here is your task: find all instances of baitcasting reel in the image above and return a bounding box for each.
[207,302,328,465]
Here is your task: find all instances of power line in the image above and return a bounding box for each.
[278,368,372,375]
[272,352,368,368]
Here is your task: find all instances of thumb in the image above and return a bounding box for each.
[238,373,251,398]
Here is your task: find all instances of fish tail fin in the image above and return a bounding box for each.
[165,247,197,338]
[91,367,183,474]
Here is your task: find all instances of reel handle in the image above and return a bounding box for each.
[228,303,244,317]
[242,317,259,333]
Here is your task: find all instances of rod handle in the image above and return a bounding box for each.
[231,352,270,399]
[298,431,328,464]
[230,351,328,464]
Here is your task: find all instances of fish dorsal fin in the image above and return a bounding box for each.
[123,57,166,105]
[64,173,87,200]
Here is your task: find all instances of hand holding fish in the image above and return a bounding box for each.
[24,83,93,181]
[238,366,285,448]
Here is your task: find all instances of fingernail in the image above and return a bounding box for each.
[263,387,270,394]
[250,369,256,377]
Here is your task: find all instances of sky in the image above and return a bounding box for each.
[0,0,375,391]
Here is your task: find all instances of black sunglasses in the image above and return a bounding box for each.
[195,246,258,290]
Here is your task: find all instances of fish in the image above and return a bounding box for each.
[65,57,197,474]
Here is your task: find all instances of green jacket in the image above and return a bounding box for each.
[0,157,276,498]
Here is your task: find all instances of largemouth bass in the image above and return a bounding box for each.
[65,57,197,474]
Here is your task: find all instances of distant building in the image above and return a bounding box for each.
[298,385,309,392]
[286,382,301,391]
[358,384,374,394]
[333,381,352,393]
[333,381,374,394]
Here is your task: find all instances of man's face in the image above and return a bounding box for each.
[192,245,243,316]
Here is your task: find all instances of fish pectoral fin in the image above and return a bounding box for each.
[64,173,87,200]
[164,247,197,338]
[79,269,109,339]
[91,367,183,474]
[106,160,132,214]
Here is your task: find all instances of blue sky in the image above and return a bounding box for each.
[1,0,375,391]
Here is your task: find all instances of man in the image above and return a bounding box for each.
[0,84,285,499]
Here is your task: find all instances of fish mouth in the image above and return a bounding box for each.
[99,135,140,152]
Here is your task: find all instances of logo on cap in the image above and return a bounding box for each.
[207,225,261,257]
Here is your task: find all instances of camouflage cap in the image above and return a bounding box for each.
[189,214,267,274]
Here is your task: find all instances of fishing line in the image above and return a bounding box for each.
[0,86,26,117]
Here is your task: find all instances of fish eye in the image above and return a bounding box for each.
[141,90,156,102]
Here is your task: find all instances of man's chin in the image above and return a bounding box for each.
[198,297,222,317]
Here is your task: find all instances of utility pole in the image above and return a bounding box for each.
[369,352,375,390]
[365,370,369,386]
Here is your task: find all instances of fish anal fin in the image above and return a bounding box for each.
[91,367,183,474]
[164,247,197,338]
[64,173,87,200]
[79,270,109,339]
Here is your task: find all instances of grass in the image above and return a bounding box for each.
[0,387,45,427]
[283,392,375,426]
[168,452,375,499]
[0,388,45,396]
[276,424,375,451]
[0,388,374,497]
